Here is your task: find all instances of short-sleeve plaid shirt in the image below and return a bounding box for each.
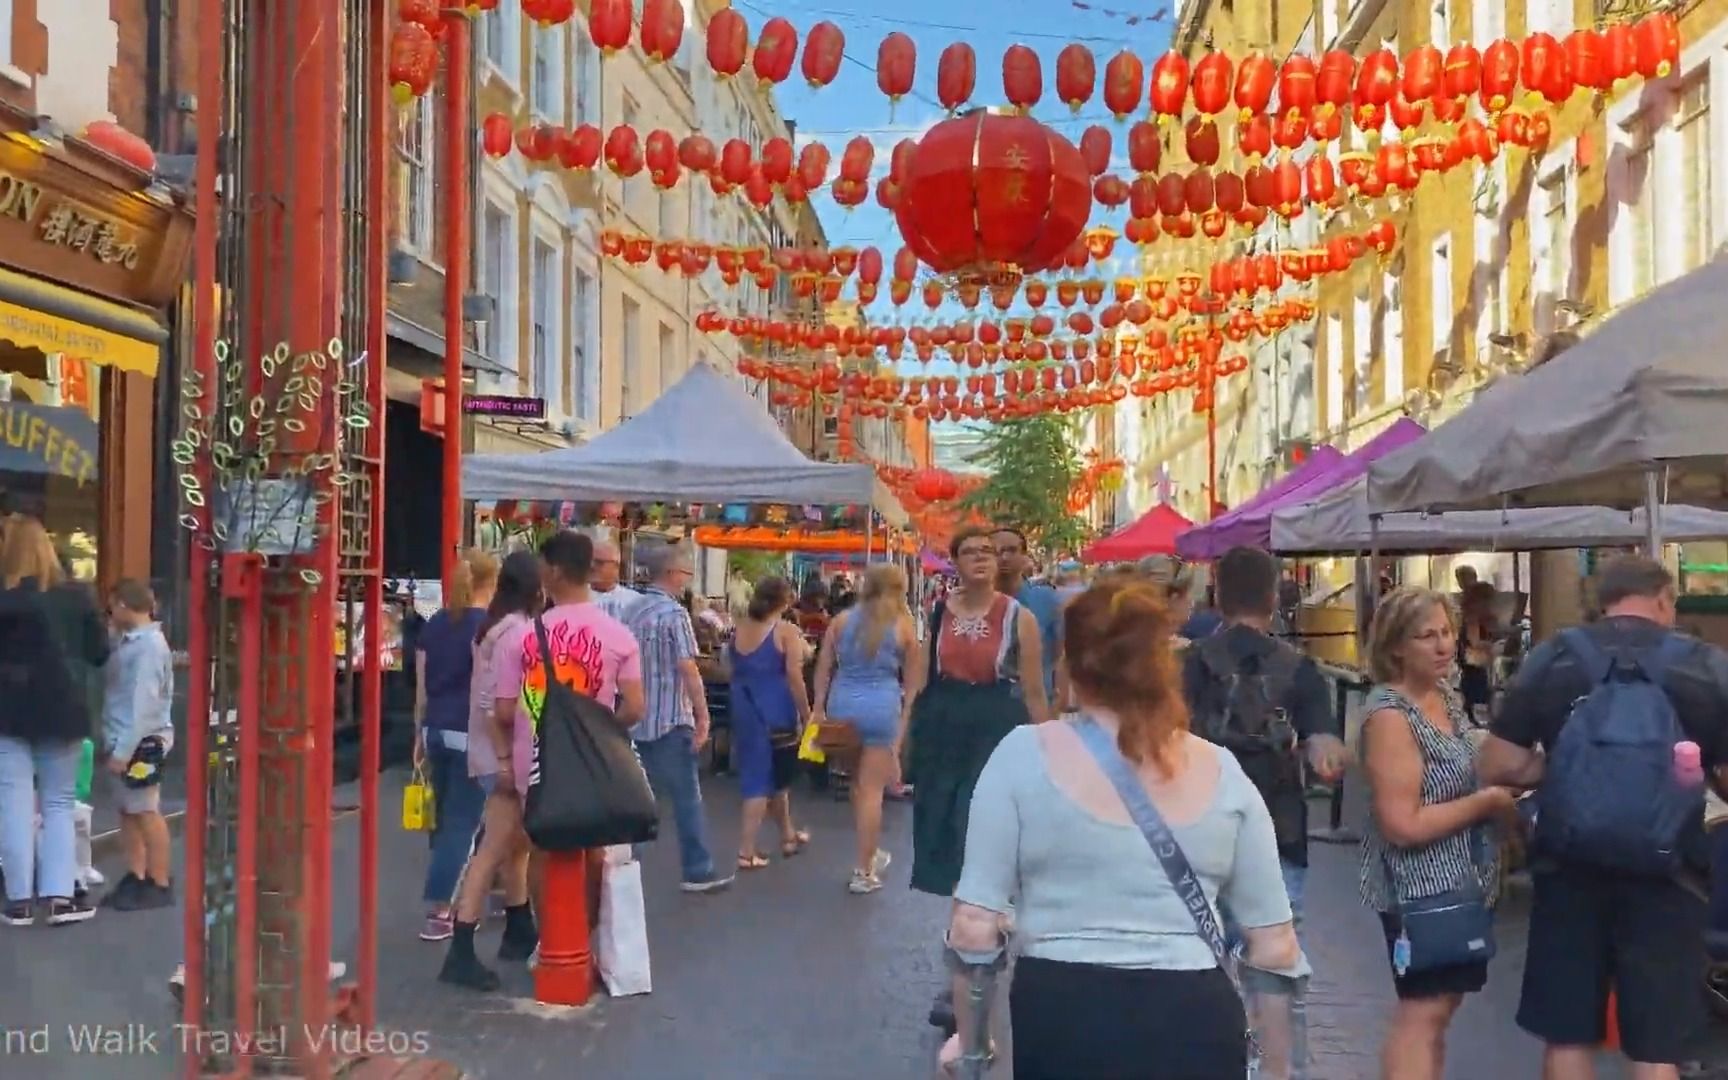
[623,586,699,741]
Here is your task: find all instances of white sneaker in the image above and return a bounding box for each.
[83,867,105,887]
[848,870,882,894]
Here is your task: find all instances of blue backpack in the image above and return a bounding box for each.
[1536,629,1703,876]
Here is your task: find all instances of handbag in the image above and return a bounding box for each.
[401,764,435,832]
[1073,717,1259,1075]
[521,616,660,852]
[1387,835,1496,977]
[797,720,826,764]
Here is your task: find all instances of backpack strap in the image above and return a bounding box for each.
[925,599,947,675]
[1196,632,1240,681]
[1559,627,1612,684]
[1633,633,1693,686]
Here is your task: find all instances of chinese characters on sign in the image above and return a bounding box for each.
[38,203,141,268]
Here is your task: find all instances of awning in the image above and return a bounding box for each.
[0,267,166,377]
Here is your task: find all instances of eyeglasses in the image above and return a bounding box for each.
[957,546,998,559]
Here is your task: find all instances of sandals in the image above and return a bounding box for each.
[737,853,771,870]
[781,830,811,858]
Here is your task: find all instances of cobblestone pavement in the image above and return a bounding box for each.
[3,769,1719,1079]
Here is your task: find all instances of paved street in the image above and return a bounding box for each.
[1,767,1716,1079]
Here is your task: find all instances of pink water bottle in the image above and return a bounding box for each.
[1675,741,1705,788]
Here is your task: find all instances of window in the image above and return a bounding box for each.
[1325,312,1344,431]
[1351,290,1371,413]
[1429,0,1449,48]
[658,187,680,239]
[482,2,521,84]
[1382,267,1404,403]
[532,24,565,123]
[659,323,677,395]
[1429,235,1451,374]
[0,0,15,77]
[1625,121,1658,298]
[1679,72,1713,272]
[1471,0,1503,42]
[481,203,516,365]
[530,239,559,405]
[397,94,434,255]
[1525,0,1571,38]
[672,0,694,82]
[621,295,642,413]
[1532,160,1573,334]
[574,24,599,124]
[572,268,597,421]
[1473,160,1509,364]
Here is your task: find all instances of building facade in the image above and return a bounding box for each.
[0,0,195,589]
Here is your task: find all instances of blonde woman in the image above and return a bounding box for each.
[0,517,110,925]
[414,549,500,942]
[812,563,923,893]
[1360,587,1517,1080]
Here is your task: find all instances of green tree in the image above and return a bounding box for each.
[959,414,1089,554]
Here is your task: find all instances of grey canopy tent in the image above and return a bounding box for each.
[1272,476,1728,556]
[1366,257,1728,524]
[461,362,907,527]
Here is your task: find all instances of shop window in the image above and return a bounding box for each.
[0,353,103,581]
[1679,71,1713,273]
[397,94,434,257]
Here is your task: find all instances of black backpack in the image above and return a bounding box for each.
[0,583,81,743]
[1193,634,1306,845]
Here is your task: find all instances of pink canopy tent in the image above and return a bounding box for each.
[1081,503,1195,563]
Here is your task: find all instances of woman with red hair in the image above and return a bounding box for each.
[939,574,1304,1078]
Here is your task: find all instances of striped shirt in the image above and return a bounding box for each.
[1359,685,1498,911]
[624,587,699,742]
[592,585,642,623]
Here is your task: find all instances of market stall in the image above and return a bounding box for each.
[1081,502,1192,563]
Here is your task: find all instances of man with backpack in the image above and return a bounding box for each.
[1482,555,1728,1080]
[1182,547,1349,1078]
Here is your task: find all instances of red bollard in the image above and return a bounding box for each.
[535,850,595,1006]
[1604,987,1621,1050]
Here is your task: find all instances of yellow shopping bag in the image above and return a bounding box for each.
[797,721,826,765]
[402,766,436,832]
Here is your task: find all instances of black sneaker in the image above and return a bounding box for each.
[102,873,144,909]
[438,946,502,992]
[44,896,95,925]
[1,901,33,927]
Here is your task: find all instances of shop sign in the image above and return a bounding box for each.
[0,137,193,308]
[0,400,98,484]
[464,394,545,419]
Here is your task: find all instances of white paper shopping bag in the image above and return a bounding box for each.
[595,859,652,996]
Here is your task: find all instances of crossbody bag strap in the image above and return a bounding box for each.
[926,599,947,676]
[1071,717,1231,969]
[533,616,559,702]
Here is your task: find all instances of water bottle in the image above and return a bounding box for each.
[1675,741,1705,788]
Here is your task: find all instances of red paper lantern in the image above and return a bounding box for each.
[1309,107,1344,143]
[1481,39,1519,113]
[1003,44,1044,111]
[1199,208,1228,238]
[802,21,845,88]
[937,43,976,112]
[678,134,716,173]
[1214,170,1245,213]
[1353,48,1399,126]
[796,142,831,191]
[1278,53,1317,120]
[1634,12,1680,80]
[1069,126,1107,178]
[1376,141,1413,191]
[560,124,601,170]
[1457,117,1495,163]
[720,138,752,186]
[1403,44,1443,104]
[604,124,641,175]
[1129,175,1159,218]
[1432,94,1468,124]
[481,112,513,158]
[1103,49,1145,120]
[1056,44,1096,111]
[879,32,917,103]
[1185,115,1221,166]
[387,23,438,104]
[589,0,632,53]
[1317,49,1355,114]
[1235,51,1276,120]
[1305,155,1337,205]
[1239,112,1273,162]
[1521,33,1565,100]
[760,136,793,184]
[753,17,798,84]
[1184,168,1215,214]
[1389,88,1426,134]
[1604,24,1638,86]
[1191,50,1234,117]
[639,0,683,64]
[1444,43,1482,98]
[1272,110,1308,150]
[398,0,440,31]
[1093,175,1130,208]
[1564,29,1608,95]
[1150,51,1191,121]
[1155,173,1186,217]
[644,129,680,189]
[706,8,748,76]
[1272,158,1302,218]
[1128,121,1161,174]
[840,136,875,184]
[1244,163,1274,208]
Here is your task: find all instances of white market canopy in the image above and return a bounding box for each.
[462,362,908,527]
[1272,476,1728,556]
[1366,256,1728,514]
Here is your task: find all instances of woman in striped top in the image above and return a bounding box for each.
[1359,587,1518,1080]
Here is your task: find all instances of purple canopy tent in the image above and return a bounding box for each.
[920,548,954,575]
[1176,418,1427,559]
[1166,445,1342,559]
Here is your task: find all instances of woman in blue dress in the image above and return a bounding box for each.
[728,576,812,870]
[812,564,923,894]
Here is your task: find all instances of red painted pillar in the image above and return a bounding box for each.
[535,851,596,1006]
[441,10,470,594]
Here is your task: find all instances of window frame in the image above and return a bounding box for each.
[479,175,521,371]
[396,93,436,259]
[530,22,567,126]
[481,2,523,92]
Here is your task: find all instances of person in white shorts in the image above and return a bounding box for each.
[100,579,175,911]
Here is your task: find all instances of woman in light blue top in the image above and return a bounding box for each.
[941,576,1303,1079]
[812,564,922,894]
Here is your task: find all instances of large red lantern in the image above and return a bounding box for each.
[1272,110,1307,150]
[802,21,845,88]
[1403,44,1442,104]
[1272,158,1302,218]
[1127,121,1161,174]
[1389,88,1426,134]
[1604,24,1638,86]
[398,0,440,31]
[840,136,875,184]
[560,124,601,170]
[644,129,679,188]
[481,112,514,158]
[1235,51,1276,120]
[1185,115,1221,166]
[1056,44,1096,111]
[1305,155,1338,205]
[1634,12,1680,80]
[1003,44,1044,111]
[1214,170,1245,213]
[720,138,752,186]
[1481,39,1519,113]
[1150,51,1190,121]
[760,136,793,184]
[1191,50,1234,118]
[1080,125,1112,176]
[857,246,884,286]
[589,0,632,54]
[895,113,1090,279]
[879,32,916,104]
[639,0,683,64]
[1564,29,1608,95]
[1278,53,1317,120]
[1521,33,1564,101]
[1154,173,1185,217]
[604,124,641,175]
[937,43,975,111]
[387,23,438,104]
[1317,49,1355,114]
[1444,43,1481,98]
[796,143,831,192]
[1130,175,1159,219]
[753,17,798,84]
[1093,175,1130,208]
[706,8,748,76]
[1103,50,1145,120]
[678,134,717,174]
[1353,48,1398,127]
[1184,168,1215,214]
[1457,117,1495,163]
[1239,113,1273,162]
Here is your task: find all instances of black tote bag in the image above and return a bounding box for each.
[522,617,659,851]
